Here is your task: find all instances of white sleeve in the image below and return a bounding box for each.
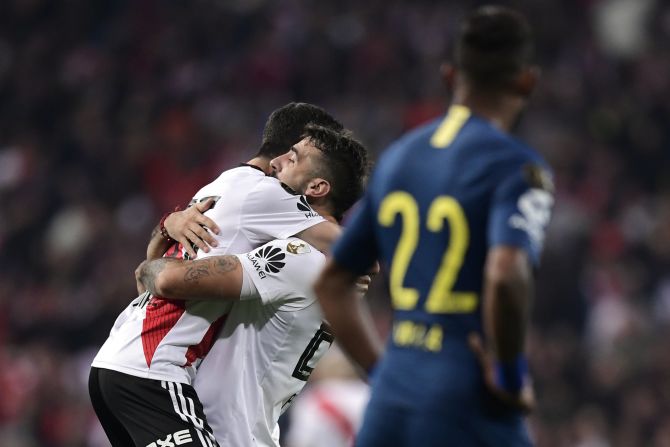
[235,238,325,309]
[241,178,326,245]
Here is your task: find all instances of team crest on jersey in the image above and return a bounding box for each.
[286,240,311,255]
[247,245,286,278]
[297,196,319,218]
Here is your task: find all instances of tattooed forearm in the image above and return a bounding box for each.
[138,255,241,299]
[183,256,240,284]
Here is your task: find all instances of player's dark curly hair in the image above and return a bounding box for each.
[456,6,533,90]
[302,124,369,222]
[258,102,344,159]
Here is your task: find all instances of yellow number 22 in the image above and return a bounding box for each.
[378,192,477,314]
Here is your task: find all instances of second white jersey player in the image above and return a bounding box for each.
[195,238,333,447]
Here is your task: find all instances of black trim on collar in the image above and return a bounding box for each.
[280,182,300,195]
[239,163,266,174]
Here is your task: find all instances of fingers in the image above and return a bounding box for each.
[186,228,211,254]
[497,384,535,414]
[197,214,220,236]
[196,197,216,212]
[194,199,220,234]
[355,275,372,295]
[189,223,217,248]
[171,202,220,237]
[172,234,197,259]
[356,275,371,286]
[164,208,219,258]
[468,332,536,414]
[368,261,381,276]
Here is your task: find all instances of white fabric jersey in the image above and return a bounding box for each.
[194,238,333,447]
[92,166,325,384]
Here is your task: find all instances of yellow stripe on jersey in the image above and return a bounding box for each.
[430,105,471,149]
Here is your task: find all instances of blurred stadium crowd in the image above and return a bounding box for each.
[1,0,669,446]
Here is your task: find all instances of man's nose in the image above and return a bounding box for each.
[270,156,281,172]
[271,153,288,171]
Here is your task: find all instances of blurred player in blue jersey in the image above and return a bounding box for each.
[315,6,553,447]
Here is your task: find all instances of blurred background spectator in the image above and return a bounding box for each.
[284,346,370,447]
[1,0,669,445]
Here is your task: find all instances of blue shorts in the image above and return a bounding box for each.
[355,398,533,447]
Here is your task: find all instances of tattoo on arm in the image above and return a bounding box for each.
[183,256,240,284]
[139,256,241,297]
[215,256,240,274]
[184,263,212,283]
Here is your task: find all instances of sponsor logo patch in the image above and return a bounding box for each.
[247,245,286,278]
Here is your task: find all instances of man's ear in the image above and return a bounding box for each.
[513,65,540,97]
[440,62,457,92]
[304,178,331,199]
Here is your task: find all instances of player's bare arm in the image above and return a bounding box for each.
[469,245,535,413]
[484,246,532,362]
[314,260,383,377]
[137,255,243,301]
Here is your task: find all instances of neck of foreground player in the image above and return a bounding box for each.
[452,90,526,134]
[310,202,337,224]
[246,156,272,175]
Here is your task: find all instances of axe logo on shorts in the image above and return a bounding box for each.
[146,429,192,447]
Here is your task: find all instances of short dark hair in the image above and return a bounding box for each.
[258,102,344,159]
[302,125,369,222]
[456,6,533,89]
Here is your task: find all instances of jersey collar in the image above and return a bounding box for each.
[239,163,266,174]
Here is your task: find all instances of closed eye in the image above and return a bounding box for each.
[289,146,299,164]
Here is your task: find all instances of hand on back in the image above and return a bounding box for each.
[164,198,220,258]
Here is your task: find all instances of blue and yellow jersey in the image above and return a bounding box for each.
[332,105,553,414]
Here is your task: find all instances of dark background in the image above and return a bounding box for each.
[1,0,669,445]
